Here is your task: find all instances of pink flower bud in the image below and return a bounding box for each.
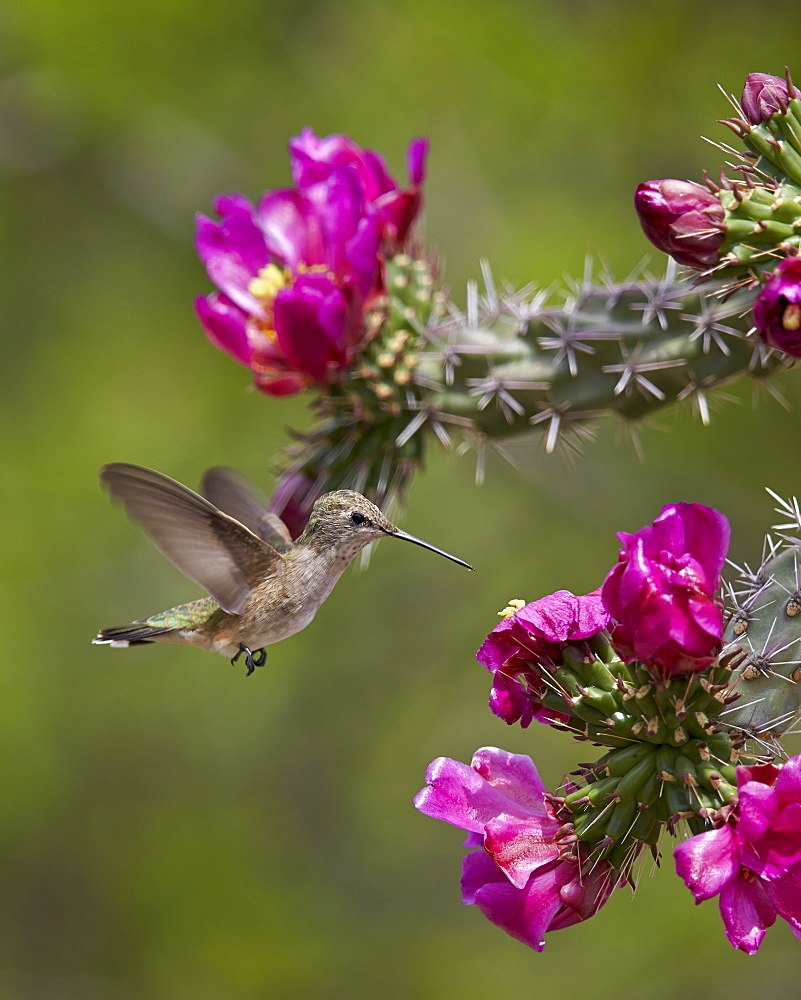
[741,72,801,125]
[634,179,724,269]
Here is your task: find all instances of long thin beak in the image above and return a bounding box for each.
[383,528,474,570]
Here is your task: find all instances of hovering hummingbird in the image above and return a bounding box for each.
[93,463,473,674]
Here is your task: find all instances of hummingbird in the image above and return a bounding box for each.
[93,463,473,674]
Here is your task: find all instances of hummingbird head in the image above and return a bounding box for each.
[298,491,473,569]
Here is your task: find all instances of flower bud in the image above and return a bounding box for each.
[270,472,322,539]
[741,72,801,125]
[753,256,801,357]
[634,180,724,269]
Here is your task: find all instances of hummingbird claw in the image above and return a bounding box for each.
[231,643,266,676]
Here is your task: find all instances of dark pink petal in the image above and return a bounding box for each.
[358,148,396,198]
[195,293,253,366]
[407,137,428,185]
[344,215,380,303]
[303,168,370,281]
[602,504,728,675]
[476,617,529,672]
[488,670,535,728]
[719,871,776,954]
[461,851,565,952]
[516,589,610,642]
[736,762,780,787]
[375,189,421,246]
[289,128,396,200]
[737,781,779,841]
[765,871,801,932]
[654,503,730,581]
[253,371,306,397]
[774,754,801,805]
[195,206,269,315]
[461,847,507,905]
[674,826,739,901]
[484,815,561,887]
[273,275,349,380]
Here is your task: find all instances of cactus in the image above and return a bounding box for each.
[720,492,801,742]
[277,257,786,516]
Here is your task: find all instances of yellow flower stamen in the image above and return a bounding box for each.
[497,599,527,619]
[248,263,289,302]
[783,303,801,331]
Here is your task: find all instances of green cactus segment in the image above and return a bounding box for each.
[719,182,801,269]
[281,257,786,512]
[536,635,743,752]
[563,736,738,863]
[720,535,801,737]
[425,272,779,440]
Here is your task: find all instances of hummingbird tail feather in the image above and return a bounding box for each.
[93,621,176,646]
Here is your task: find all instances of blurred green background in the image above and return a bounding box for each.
[4,1,801,996]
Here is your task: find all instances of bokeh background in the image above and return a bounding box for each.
[5,1,801,997]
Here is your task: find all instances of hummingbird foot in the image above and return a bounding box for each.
[231,644,267,676]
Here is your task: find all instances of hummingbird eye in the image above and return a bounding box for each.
[350,511,369,526]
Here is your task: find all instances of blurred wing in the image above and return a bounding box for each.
[100,463,283,614]
[201,466,293,555]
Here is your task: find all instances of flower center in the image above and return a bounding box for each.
[247,264,291,341]
[783,302,801,331]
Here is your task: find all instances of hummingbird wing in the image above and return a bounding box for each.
[100,463,283,615]
[201,467,293,555]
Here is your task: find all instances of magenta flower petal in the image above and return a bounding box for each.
[407,137,428,185]
[719,872,776,955]
[766,871,801,932]
[753,256,801,357]
[462,851,566,952]
[737,762,781,786]
[675,826,739,902]
[676,754,801,952]
[289,128,395,200]
[516,589,610,641]
[488,670,536,728]
[195,293,253,366]
[255,188,325,270]
[273,274,349,380]
[478,590,609,727]
[470,747,551,812]
[737,781,779,842]
[484,815,562,888]
[197,130,418,393]
[195,206,270,316]
[776,755,801,805]
[602,503,729,676]
[413,749,553,835]
[344,215,381,302]
[253,371,307,397]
